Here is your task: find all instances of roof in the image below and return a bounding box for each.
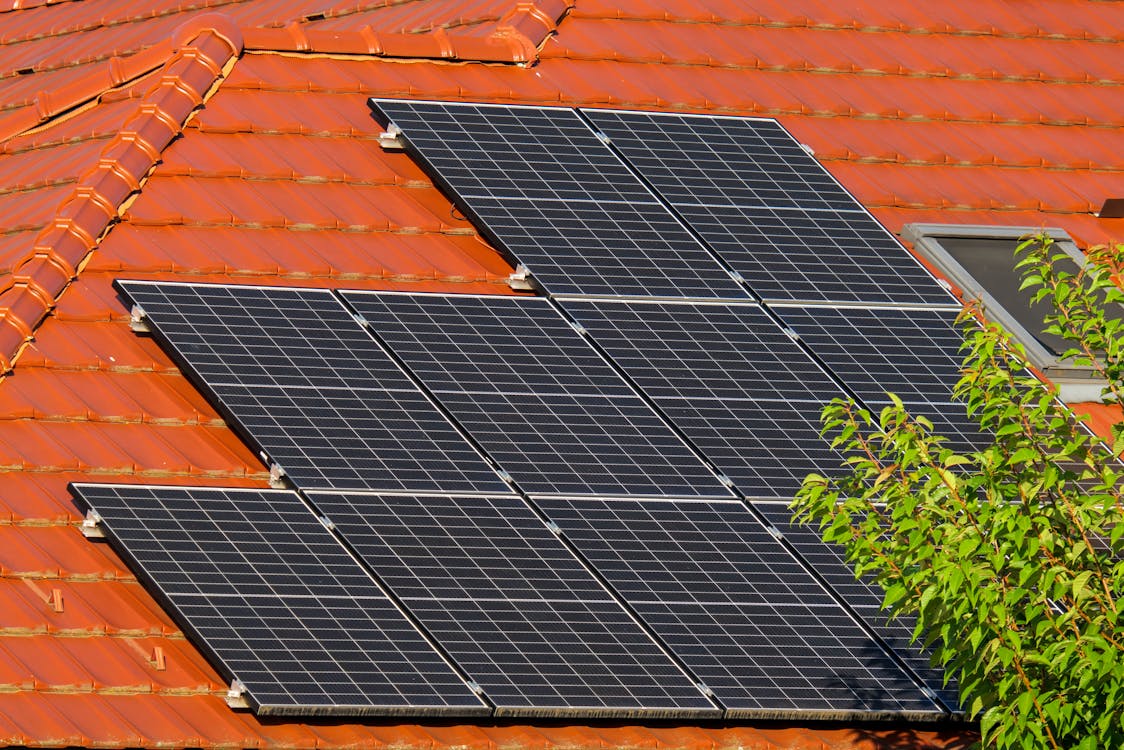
[1,0,1121,746]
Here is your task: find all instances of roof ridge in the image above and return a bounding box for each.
[0,15,244,375]
[241,0,574,64]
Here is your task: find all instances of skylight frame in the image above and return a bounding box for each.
[903,223,1107,401]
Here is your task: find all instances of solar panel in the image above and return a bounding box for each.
[777,306,969,404]
[116,281,508,495]
[561,300,830,399]
[560,300,847,498]
[776,306,993,453]
[658,399,846,497]
[581,109,957,307]
[370,99,748,300]
[346,292,731,499]
[310,492,718,718]
[70,483,486,717]
[753,501,959,710]
[537,497,942,717]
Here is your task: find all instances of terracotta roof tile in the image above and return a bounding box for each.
[0,369,221,424]
[0,579,177,636]
[93,225,513,282]
[0,526,130,579]
[546,21,1124,83]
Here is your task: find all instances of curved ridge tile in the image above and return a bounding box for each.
[0,19,242,374]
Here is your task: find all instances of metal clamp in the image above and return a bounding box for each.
[225,679,250,709]
[507,265,537,292]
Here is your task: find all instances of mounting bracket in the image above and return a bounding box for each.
[129,305,151,333]
[225,679,250,709]
[507,265,537,291]
[378,123,405,150]
[81,509,106,539]
[268,463,288,489]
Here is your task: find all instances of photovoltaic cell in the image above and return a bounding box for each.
[581,109,956,307]
[116,281,507,495]
[753,501,959,710]
[70,484,486,717]
[371,99,747,300]
[538,497,941,717]
[346,292,731,499]
[561,300,848,498]
[310,492,717,718]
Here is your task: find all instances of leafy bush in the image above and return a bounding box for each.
[794,236,1124,749]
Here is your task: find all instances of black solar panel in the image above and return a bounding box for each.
[582,109,956,307]
[561,300,847,498]
[310,492,718,718]
[371,99,747,300]
[466,197,743,299]
[561,300,830,399]
[116,282,508,495]
[776,306,993,453]
[753,501,959,710]
[778,306,969,404]
[675,204,954,306]
[659,399,846,497]
[70,484,486,717]
[346,292,731,499]
[374,101,651,205]
[582,110,858,211]
[538,497,941,717]
[347,293,632,397]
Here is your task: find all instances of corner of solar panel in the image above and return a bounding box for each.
[73,101,997,722]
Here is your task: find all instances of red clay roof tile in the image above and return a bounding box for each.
[0,579,177,636]
[0,526,129,579]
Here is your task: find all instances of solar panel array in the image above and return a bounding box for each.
[345,292,731,499]
[372,99,748,300]
[581,109,957,307]
[309,492,716,717]
[71,484,487,717]
[81,102,999,721]
[116,282,508,495]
